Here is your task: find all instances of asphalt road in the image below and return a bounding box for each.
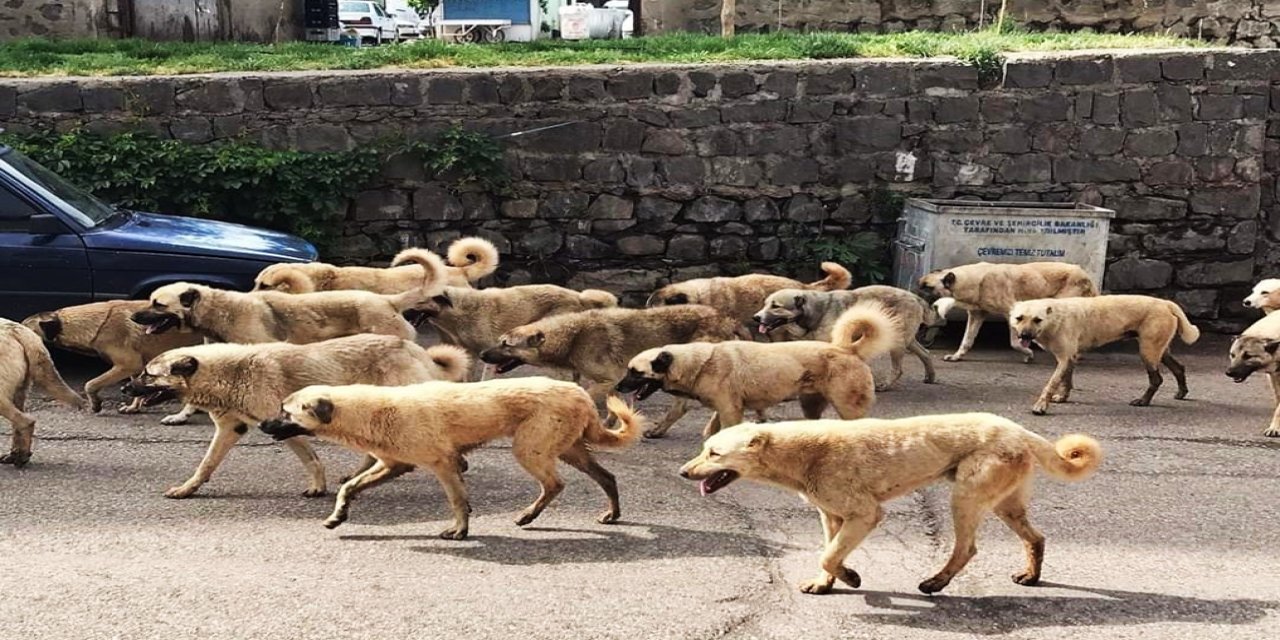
[3,329,1279,639]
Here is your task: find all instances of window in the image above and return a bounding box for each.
[0,184,38,230]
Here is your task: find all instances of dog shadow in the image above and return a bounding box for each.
[339,523,796,565]
[852,582,1277,633]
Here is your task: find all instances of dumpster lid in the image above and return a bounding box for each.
[904,198,1115,219]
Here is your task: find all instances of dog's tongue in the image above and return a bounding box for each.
[757,324,769,334]
[699,479,711,496]
[145,324,159,335]
[479,364,495,381]
[1019,338,1033,349]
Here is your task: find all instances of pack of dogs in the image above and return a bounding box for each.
[1,237,1271,596]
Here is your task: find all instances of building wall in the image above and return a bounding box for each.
[0,0,303,41]
[0,49,1276,330]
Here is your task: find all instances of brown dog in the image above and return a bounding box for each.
[1009,295,1199,415]
[23,300,202,414]
[123,335,469,499]
[919,262,1097,362]
[647,262,853,334]
[254,237,499,293]
[1,318,87,467]
[679,413,1101,595]
[259,378,643,539]
[619,302,898,439]
[1226,312,1280,436]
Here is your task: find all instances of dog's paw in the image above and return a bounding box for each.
[90,398,103,414]
[323,516,346,530]
[0,451,31,467]
[302,488,327,498]
[918,576,951,594]
[1175,389,1190,400]
[1050,393,1069,403]
[597,510,620,525]
[942,354,963,362]
[833,566,861,589]
[1128,397,1151,407]
[1263,427,1280,438]
[515,510,539,527]
[799,577,834,595]
[1031,402,1049,415]
[1022,354,1035,364]
[160,414,189,426]
[642,428,667,439]
[163,485,197,499]
[439,526,468,540]
[874,382,893,392]
[1012,571,1041,587]
[117,403,142,415]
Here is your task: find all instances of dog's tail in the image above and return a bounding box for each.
[578,289,618,309]
[584,396,646,449]
[1072,270,1100,297]
[423,344,472,382]
[805,262,853,291]
[389,248,449,310]
[447,237,500,283]
[261,268,317,294]
[1168,302,1201,345]
[1024,431,1102,482]
[11,324,86,410]
[831,301,901,360]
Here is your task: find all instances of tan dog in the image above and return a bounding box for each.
[404,283,617,356]
[679,413,1102,595]
[1226,312,1280,436]
[122,335,469,499]
[646,262,853,334]
[0,319,87,467]
[254,236,498,293]
[23,300,202,414]
[258,378,643,539]
[1243,278,1280,315]
[478,305,745,432]
[619,302,898,439]
[1009,295,1199,415]
[755,285,942,389]
[919,262,1098,362]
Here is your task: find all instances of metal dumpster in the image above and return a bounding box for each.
[892,199,1115,294]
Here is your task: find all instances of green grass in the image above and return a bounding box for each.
[0,30,1205,77]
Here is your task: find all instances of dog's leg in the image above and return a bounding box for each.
[84,364,133,414]
[800,505,880,595]
[512,431,566,527]
[909,340,937,384]
[0,393,36,468]
[281,436,327,498]
[643,398,691,439]
[993,484,1045,587]
[799,394,829,420]
[1009,324,1035,364]
[340,454,379,483]
[1162,352,1189,400]
[1130,341,1165,407]
[706,405,744,438]
[1032,352,1074,415]
[1050,356,1077,403]
[1267,374,1280,437]
[943,310,985,362]
[919,492,986,594]
[697,412,721,439]
[799,508,842,594]
[427,460,471,540]
[560,443,622,524]
[165,416,245,498]
[323,459,411,529]
[161,403,200,426]
[878,347,905,391]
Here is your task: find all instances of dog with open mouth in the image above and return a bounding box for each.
[1227,311,1280,436]
[0,318,87,468]
[254,236,499,294]
[123,334,469,499]
[679,413,1102,595]
[618,302,899,439]
[1009,295,1199,415]
[478,305,745,434]
[257,377,644,539]
[754,285,941,390]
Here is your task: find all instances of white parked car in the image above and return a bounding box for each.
[339,1,398,45]
[390,7,426,40]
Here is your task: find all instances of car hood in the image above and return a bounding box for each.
[83,211,318,263]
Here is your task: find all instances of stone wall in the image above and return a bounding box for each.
[0,0,108,39]
[0,49,1277,330]
[640,0,1280,48]
[0,0,303,41]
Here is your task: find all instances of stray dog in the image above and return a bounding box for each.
[619,302,898,439]
[254,237,499,293]
[478,305,744,433]
[679,413,1101,595]
[1226,312,1280,436]
[646,262,852,334]
[23,300,202,414]
[132,247,446,345]
[122,335,469,499]
[754,285,942,389]
[258,378,643,539]
[1009,295,1199,415]
[0,319,87,467]
[1243,278,1280,315]
[919,262,1097,362]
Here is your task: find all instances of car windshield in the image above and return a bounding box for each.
[340,1,371,12]
[0,147,118,227]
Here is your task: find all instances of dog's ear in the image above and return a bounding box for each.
[793,295,805,309]
[179,288,201,308]
[666,293,689,305]
[651,351,674,374]
[1266,341,1280,355]
[942,272,956,288]
[171,356,199,378]
[746,431,769,450]
[39,316,62,340]
[311,397,335,424]
[528,331,545,348]
[432,293,453,308]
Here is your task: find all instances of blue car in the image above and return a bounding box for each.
[0,145,319,320]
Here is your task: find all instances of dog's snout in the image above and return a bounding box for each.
[679,468,691,479]
[1019,332,1035,340]
[751,314,763,323]
[1243,299,1254,307]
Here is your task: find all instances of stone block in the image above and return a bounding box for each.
[719,72,757,98]
[685,196,742,222]
[670,108,721,128]
[169,117,213,143]
[1019,93,1070,123]
[617,235,666,256]
[354,190,409,221]
[1176,123,1209,156]
[19,83,82,112]
[1056,57,1113,85]
[1176,260,1254,286]
[530,76,565,100]
[1162,55,1206,81]
[565,235,612,259]
[744,198,780,222]
[835,117,902,152]
[762,71,799,98]
[1124,129,1177,156]
[660,157,705,184]
[567,77,607,101]
[785,194,826,222]
[587,194,634,220]
[998,154,1052,183]
[1174,290,1219,318]
[1122,89,1158,127]
[642,129,692,155]
[316,78,390,107]
[413,185,463,220]
[667,235,707,261]
[689,71,717,97]
[517,227,565,256]
[426,78,465,103]
[721,102,788,123]
[989,127,1030,153]
[1156,84,1192,122]
[81,86,125,113]
[607,72,653,100]
[1053,157,1141,183]
[981,96,1017,122]
[768,158,821,185]
[1189,186,1261,218]
[602,120,646,152]
[263,82,312,110]
[789,101,834,123]
[709,158,762,187]
[468,76,500,104]
[1115,56,1162,83]
[293,124,351,152]
[1142,228,1224,253]
[806,70,854,95]
[524,157,581,182]
[583,158,624,183]
[636,196,682,222]
[1195,95,1244,121]
[1229,220,1259,254]
[1108,196,1187,221]
[539,191,591,219]
[1145,160,1195,185]
[1104,257,1172,290]
[933,96,979,123]
[1092,92,1120,125]
[1079,128,1126,155]
[654,73,682,95]
[711,236,749,260]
